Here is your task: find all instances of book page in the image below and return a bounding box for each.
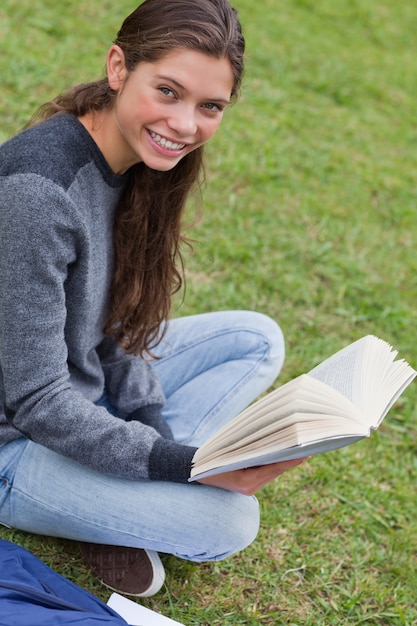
[193,412,368,471]
[307,337,367,407]
[190,432,366,480]
[107,593,185,626]
[308,335,416,425]
[192,375,363,463]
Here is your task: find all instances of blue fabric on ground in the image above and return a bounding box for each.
[0,539,128,626]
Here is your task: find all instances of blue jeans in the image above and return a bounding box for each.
[0,311,284,562]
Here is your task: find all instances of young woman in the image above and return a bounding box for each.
[0,0,304,597]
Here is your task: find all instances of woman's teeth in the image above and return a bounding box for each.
[150,131,185,151]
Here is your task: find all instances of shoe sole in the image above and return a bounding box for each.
[99,549,166,597]
[78,542,165,597]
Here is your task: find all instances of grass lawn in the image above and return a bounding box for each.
[1,0,417,624]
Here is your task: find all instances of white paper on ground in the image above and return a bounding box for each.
[107,592,185,626]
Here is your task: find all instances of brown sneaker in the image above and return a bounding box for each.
[78,542,165,597]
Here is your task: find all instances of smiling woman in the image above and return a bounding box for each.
[79,48,234,174]
[0,0,303,601]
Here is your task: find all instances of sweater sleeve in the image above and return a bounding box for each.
[0,171,196,483]
[96,335,166,417]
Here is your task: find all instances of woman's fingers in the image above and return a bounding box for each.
[197,457,307,495]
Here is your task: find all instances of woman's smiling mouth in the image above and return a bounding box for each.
[149,130,186,151]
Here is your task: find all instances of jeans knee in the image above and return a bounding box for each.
[263,314,285,374]
[215,495,260,561]
[190,493,260,562]
[247,311,285,381]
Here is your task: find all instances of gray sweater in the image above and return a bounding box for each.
[0,114,196,482]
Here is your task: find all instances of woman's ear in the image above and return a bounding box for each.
[107,44,128,91]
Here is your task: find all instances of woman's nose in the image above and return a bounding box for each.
[167,106,198,137]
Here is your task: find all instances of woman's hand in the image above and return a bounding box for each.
[196,457,307,495]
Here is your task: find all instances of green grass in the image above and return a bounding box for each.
[1,0,417,624]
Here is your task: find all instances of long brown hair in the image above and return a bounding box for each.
[31,0,245,356]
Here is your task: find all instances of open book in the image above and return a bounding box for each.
[189,335,416,481]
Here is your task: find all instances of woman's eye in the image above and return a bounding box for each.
[159,86,175,98]
[202,103,223,112]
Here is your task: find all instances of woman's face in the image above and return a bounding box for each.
[102,47,235,174]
